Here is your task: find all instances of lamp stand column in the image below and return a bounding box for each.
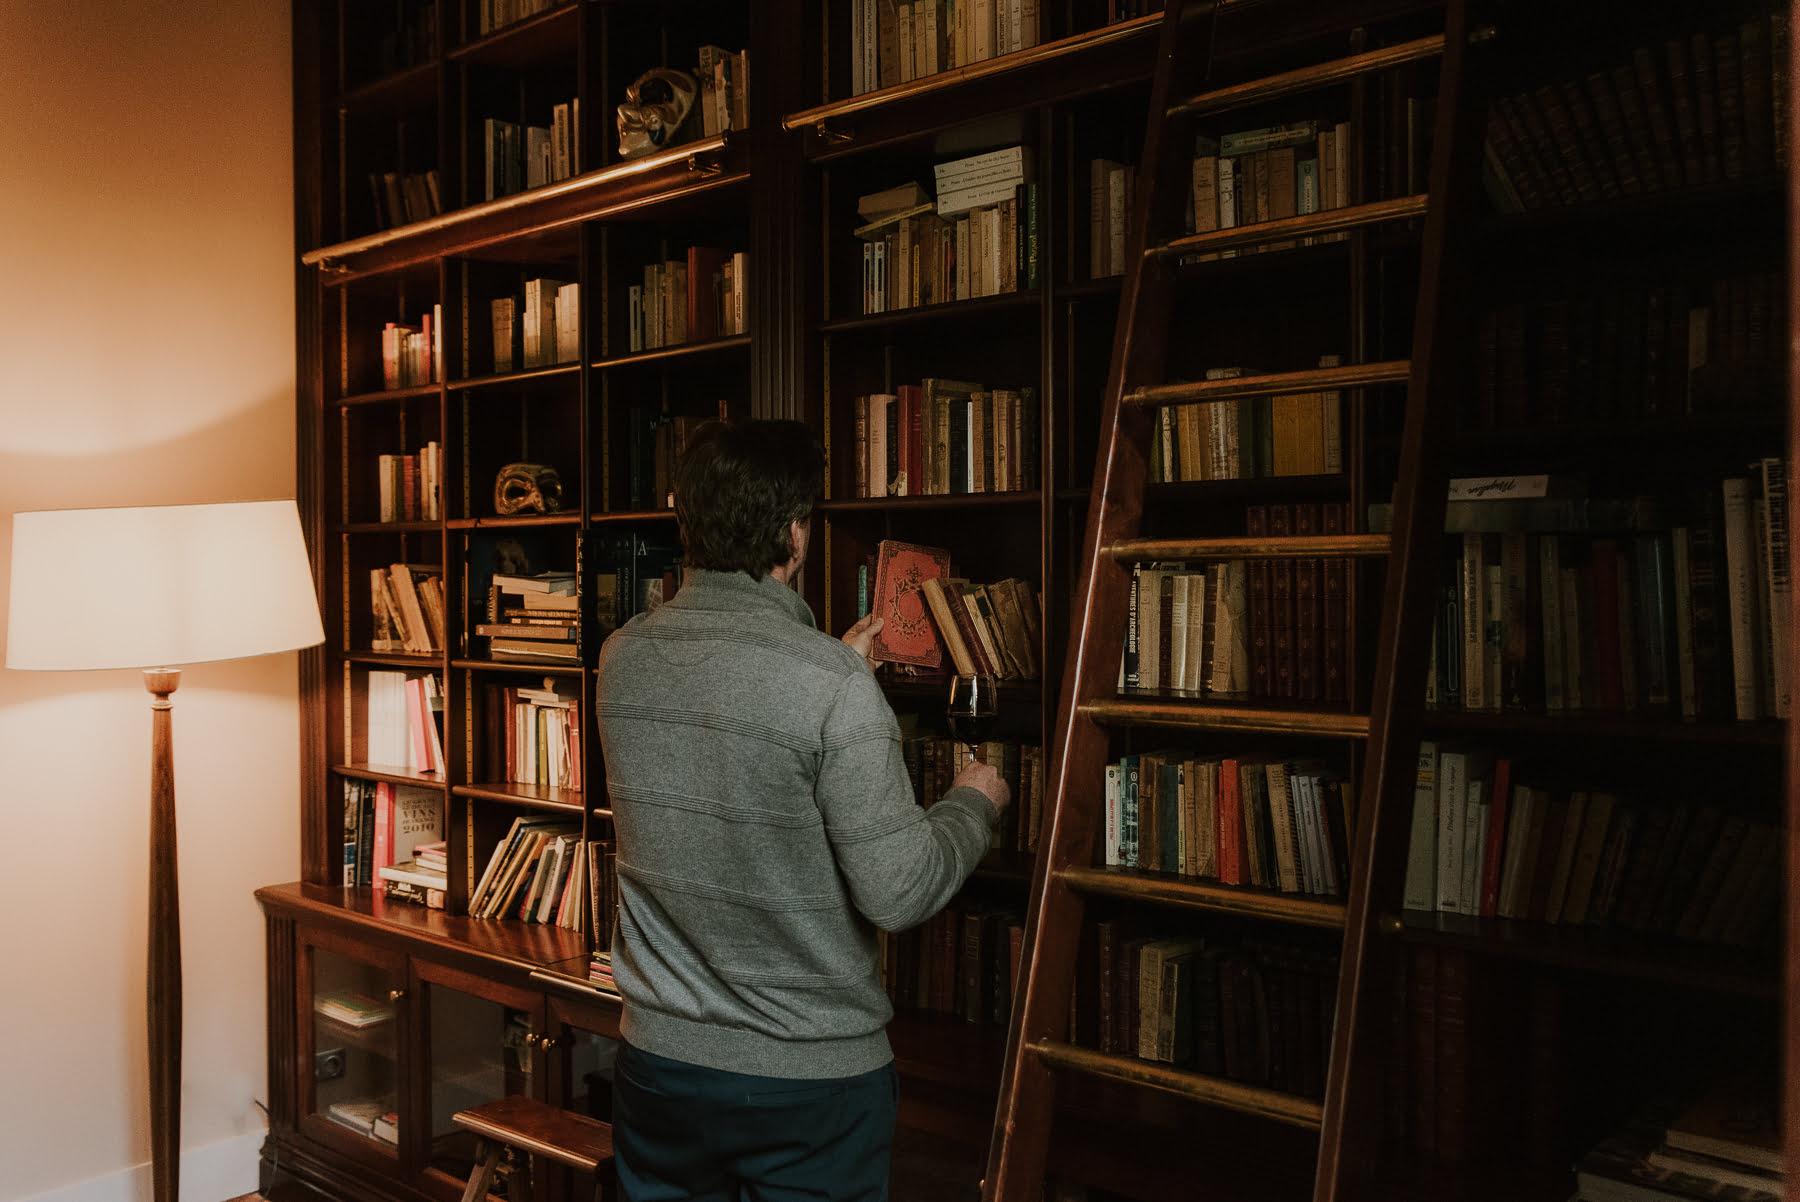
[146,668,182,1202]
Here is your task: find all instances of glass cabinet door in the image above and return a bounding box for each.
[545,990,624,1124]
[415,961,547,1194]
[301,931,406,1160]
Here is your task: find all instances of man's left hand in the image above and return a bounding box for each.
[841,614,884,672]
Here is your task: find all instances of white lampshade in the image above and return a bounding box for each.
[6,500,325,671]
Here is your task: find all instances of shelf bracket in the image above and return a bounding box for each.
[813,120,853,145]
[686,152,724,179]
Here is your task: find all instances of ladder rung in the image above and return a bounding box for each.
[1124,359,1410,407]
[1031,1041,1325,1129]
[1149,194,1428,259]
[1081,698,1371,738]
[1058,866,1347,929]
[1105,534,1391,561]
[1168,33,1448,118]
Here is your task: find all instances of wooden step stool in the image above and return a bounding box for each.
[453,1095,616,1202]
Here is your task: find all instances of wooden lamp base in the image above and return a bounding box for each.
[146,669,182,1202]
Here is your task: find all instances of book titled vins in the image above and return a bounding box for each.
[870,539,951,668]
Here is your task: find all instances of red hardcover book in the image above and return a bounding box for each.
[1218,758,1244,885]
[374,781,394,871]
[1477,757,1512,917]
[685,246,729,342]
[869,540,950,668]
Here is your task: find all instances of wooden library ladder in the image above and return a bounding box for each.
[981,2,1494,1200]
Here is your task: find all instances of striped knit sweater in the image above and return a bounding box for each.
[595,568,998,1079]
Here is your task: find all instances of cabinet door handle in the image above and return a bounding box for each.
[387,989,407,1003]
[523,1033,541,1049]
[538,1035,560,1051]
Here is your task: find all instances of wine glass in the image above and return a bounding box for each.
[946,674,999,759]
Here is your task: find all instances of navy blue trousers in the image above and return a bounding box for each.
[613,1041,897,1202]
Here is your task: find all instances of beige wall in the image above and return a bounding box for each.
[0,2,297,1199]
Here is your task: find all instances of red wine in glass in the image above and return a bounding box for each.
[946,674,999,752]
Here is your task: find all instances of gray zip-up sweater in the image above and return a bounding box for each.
[595,568,998,1079]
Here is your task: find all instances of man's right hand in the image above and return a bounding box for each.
[953,758,1012,816]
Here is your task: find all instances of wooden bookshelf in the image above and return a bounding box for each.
[269,3,1795,1202]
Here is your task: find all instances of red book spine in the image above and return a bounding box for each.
[1478,757,1512,917]
[1218,758,1244,885]
[374,781,394,870]
[903,386,925,498]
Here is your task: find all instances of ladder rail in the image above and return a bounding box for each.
[1313,3,1492,1199]
[982,5,1219,1199]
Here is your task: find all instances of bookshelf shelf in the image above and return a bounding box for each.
[261,883,588,973]
[591,334,750,372]
[452,782,585,814]
[1144,474,1352,504]
[820,490,1043,513]
[450,658,585,678]
[445,514,582,530]
[336,521,442,535]
[1389,909,1779,1000]
[336,382,443,408]
[588,509,678,525]
[1420,709,1786,747]
[1084,696,1370,739]
[878,677,1042,706]
[339,59,440,111]
[1031,1041,1324,1129]
[334,764,448,790]
[818,290,1042,334]
[446,3,578,69]
[446,362,581,391]
[341,651,443,668]
[1060,866,1347,930]
[312,1010,398,1057]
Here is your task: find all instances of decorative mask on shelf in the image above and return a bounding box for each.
[617,67,698,160]
[494,463,565,516]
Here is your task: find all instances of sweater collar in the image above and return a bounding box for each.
[666,567,817,629]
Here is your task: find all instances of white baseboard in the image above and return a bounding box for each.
[15,1130,266,1202]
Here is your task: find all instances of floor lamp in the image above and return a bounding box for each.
[6,500,324,1202]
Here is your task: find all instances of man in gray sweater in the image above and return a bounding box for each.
[596,419,1009,1201]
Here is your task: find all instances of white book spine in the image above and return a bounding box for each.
[1434,750,1466,913]
[1104,763,1122,866]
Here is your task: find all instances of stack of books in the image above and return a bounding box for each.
[851,379,1040,497]
[856,146,1040,314]
[1383,462,1792,722]
[627,247,747,352]
[369,563,446,655]
[482,100,580,201]
[381,306,443,389]
[1104,754,1352,899]
[368,169,442,230]
[1149,360,1344,482]
[588,952,618,994]
[847,0,1043,95]
[1576,1077,1784,1202]
[326,1099,399,1146]
[695,46,749,135]
[481,682,582,791]
[865,539,1042,682]
[1185,118,1355,262]
[315,989,394,1029]
[342,781,444,898]
[375,444,441,522]
[1484,9,1789,215]
[481,570,578,662]
[1403,748,1782,947]
[365,670,446,775]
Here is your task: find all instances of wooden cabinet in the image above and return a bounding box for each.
[262,884,620,1202]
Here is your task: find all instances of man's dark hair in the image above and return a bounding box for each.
[674,419,824,578]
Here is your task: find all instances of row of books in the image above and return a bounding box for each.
[593,533,683,637]
[627,247,748,352]
[367,169,442,231]
[381,306,443,389]
[1484,9,1790,214]
[865,541,1043,681]
[880,901,1023,1026]
[851,381,1041,496]
[369,563,446,655]
[340,780,443,891]
[1468,269,1784,430]
[482,103,580,202]
[903,735,1044,854]
[1187,119,1355,260]
[626,404,726,512]
[368,0,433,77]
[1149,361,1344,482]
[469,817,613,932]
[848,0,1043,96]
[375,445,441,523]
[693,46,750,138]
[480,682,584,791]
[1406,465,1790,721]
[478,0,562,36]
[1085,926,1339,1097]
[481,569,579,663]
[490,279,579,374]
[378,839,447,909]
[856,148,1040,313]
[1087,157,1134,278]
[1575,1078,1784,1202]
[1403,748,1781,948]
[326,1099,398,1146]
[1104,753,1354,900]
[365,670,446,775]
